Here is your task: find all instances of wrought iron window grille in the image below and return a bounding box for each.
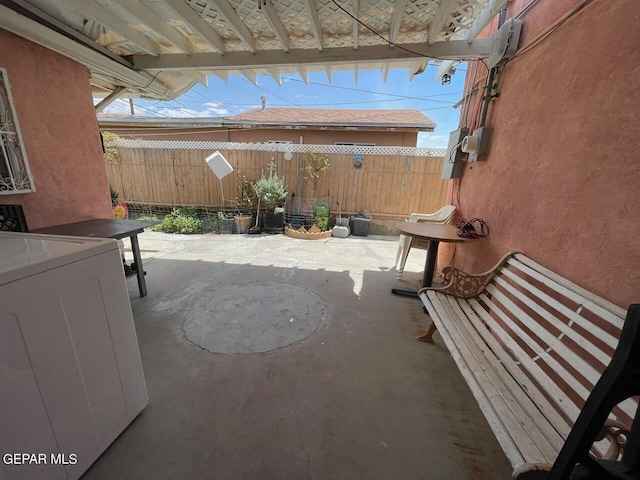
[0,67,34,194]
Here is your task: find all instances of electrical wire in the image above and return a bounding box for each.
[141,71,162,88]
[506,0,593,63]
[106,98,171,117]
[282,76,463,102]
[330,0,487,63]
[514,0,540,19]
[238,77,304,108]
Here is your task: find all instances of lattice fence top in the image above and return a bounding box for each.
[113,139,446,157]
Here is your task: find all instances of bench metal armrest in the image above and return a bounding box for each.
[418,252,520,299]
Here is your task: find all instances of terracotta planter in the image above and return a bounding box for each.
[234,215,252,234]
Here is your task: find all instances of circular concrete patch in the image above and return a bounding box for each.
[183,281,330,354]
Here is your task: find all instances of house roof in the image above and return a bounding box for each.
[0,0,499,101]
[98,108,435,132]
[226,108,435,130]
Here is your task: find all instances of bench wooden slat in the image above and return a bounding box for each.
[512,254,626,322]
[478,292,591,417]
[454,296,570,450]
[487,280,637,422]
[440,294,563,462]
[501,266,619,351]
[469,295,583,425]
[485,283,602,386]
[493,274,611,366]
[424,292,546,466]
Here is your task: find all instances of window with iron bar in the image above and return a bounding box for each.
[0,67,34,194]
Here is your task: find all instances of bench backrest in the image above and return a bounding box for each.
[478,253,634,445]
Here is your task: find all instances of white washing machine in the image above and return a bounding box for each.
[0,232,148,480]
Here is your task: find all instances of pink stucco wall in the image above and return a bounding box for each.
[441,0,640,308]
[0,30,112,229]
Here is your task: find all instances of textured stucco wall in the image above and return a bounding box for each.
[441,0,640,308]
[0,30,111,229]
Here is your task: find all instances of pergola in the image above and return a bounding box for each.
[0,0,507,108]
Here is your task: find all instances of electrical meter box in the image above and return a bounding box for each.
[442,128,469,179]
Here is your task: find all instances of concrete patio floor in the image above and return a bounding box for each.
[82,231,511,480]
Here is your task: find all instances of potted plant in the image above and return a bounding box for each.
[217,210,235,234]
[234,175,255,234]
[254,174,287,233]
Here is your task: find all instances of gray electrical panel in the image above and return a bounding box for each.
[468,127,492,162]
[441,128,469,179]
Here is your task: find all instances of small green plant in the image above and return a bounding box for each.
[109,185,119,203]
[151,209,202,234]
[303,150,330,198]
[103,132,120,165]
[254,174,287,211]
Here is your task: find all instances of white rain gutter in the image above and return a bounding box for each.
[0,4,175,100]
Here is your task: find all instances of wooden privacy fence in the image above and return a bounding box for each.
[106,140,448,217]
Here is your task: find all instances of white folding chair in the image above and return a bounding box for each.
[395,205,456,279]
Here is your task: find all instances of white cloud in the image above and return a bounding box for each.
[418,132,449,149]
[97,98,230,117]
[99,99,133,115]
[203,102,229,115]
[155,107,212,117]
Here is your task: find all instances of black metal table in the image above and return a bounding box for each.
[33,219,157,297]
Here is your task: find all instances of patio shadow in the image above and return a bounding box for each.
[81,245,511,480]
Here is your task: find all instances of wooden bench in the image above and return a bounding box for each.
[418,252,637,479]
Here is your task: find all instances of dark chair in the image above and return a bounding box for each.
[548,304,640,480]
[0,204,29,232]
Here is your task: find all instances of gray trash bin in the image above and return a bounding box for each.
[350,216,371,236]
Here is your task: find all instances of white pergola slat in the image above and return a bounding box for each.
[306,0,325,52]
[162,0,226,53]
[352,0,359,50]
[389,0,408,45]
[261,1,292,52]
[112,0,193,54]
[465,0,508,42]
[427,0,457,45]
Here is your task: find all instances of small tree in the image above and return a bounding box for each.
[235,174,256,213]
[102,132,120,165]
[303,150,330,199]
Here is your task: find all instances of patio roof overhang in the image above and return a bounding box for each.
[0,0,506,102]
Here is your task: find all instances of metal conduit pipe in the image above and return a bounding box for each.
[478,7,508,127]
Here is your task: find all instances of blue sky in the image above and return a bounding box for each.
[103,62,466,148]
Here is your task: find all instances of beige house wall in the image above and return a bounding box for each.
[100,126,419,147]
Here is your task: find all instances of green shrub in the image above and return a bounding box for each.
[136,214,160,222]
[151,209,202,234]
[254,174,287,211]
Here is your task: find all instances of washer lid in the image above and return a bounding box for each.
[0,232,117,285]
